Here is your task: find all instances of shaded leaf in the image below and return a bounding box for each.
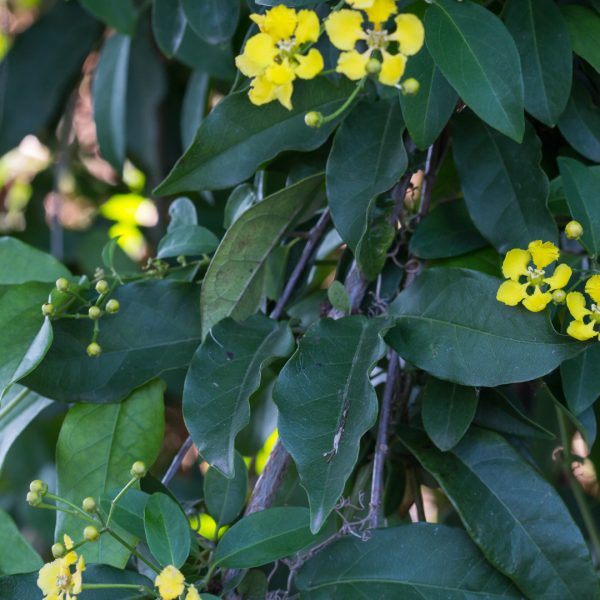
[152,0,186,57]
[204,452,248,527]
[99,489,149,540]
[562,5,600,74]
[181,71,210,150]
[79,0,138,36]
[0,510,42,576]
[181,0,239,44]
[0,238,70,284]
[561,344,600,415]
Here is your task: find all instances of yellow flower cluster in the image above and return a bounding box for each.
[37,535,85,600]
[155,565,201,600]
[565,276,600,341]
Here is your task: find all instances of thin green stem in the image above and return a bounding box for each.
[0,387,30,421]
[106,528,161,574]
[45,493,97,524]
[320,78,366,125]
[36,503,83,520]
[106,477,137,529]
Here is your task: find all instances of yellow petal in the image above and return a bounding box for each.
[378,52,406,85]
[543,263,572,290]
[275,82,294,110]
[262,5,297,41]
[390,13,425,56]
[496,280,527,306]
[346,0,374,8]
[585,274,600,304]
[248,75,277,106]
[235,33,278,77]
[265,60,296,85]
[567,291,592,321]
[185,586,202,600]
[336,49,369,80]
[155,566,186,600]
[64,535,74,550]
[250,13,266,31]
[365,0,397,25]
[325,9,365,51]
[528,240,559,269]
[501,248,530,281]
[522,288,552,312]
[567,319,598,341]
[63,551,77,567]
[37,560,62,595]
[295,10,320,44]
[295,48,324,79]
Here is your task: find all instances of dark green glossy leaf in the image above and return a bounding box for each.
[257,0,320,5]
[144,492,190,568]
[422,377,478,451]
[92,33,131,171]
[398,46,457,150]
[504,0,572,126]
[24,281,202,404]
[561,344,600,415]
[182,0,239,44]
[204,452,248,527]
[562,5,600,74]
[99,489,149,540]
[409,199,487,259]
[184,314,293,476]
[425,0,524,141]
[200,175,323,333]
[181,71,210,150]
[0,238,70,284]
[214,507,320,568]
[154,79,354,194]
[326,99,406,251]
[174,28,235,79]
[0,2,101,154]
[157,226,218,259]
[297,524,520,599]
[0,510,42,576]
[452,111,555,252]
[274,316,387,532]
[430,246,502,277]
[152,0,186,57]
[386,268,583,387]
[79,0,138,35]
[400,427,599,599]
[56,381,164,567]
[558,157,600,254]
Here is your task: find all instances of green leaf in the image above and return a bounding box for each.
[421,377,478,451]
[144,492,191,568]
[224,184,258,228]
[409,199,487,259]
[326,281,351,314]
[184,314,293,476]
[558,80,600,163]
[174,29,235,80]
[181,0,239,44]
[24,281,202,404]
[274,316,387,532]
[152,0,186,57]
[452,111,555,252]
[398,46,458,150]
[214,507,320,568]
[181,71,210,150]
[386,268,583,387]
[204,452,248,527]
[504,0,572,126]
[55,381,164,567]
[200,175,323,333]
[0,2,101,154]
[561,344,600,415]
[558,157,600,255]
[92,33,131,171]
[99,489,149,540]
[425,0,525,141]
[400,427,600,599]
[79,0,138,35]
[326,99,407,251]
[0,510,42,576]
[562,5,600,74]
[296,524,520,598]
[0,238,70,284]
[154,79,354,194]
[157,227,219,259]
[430,246,502,277]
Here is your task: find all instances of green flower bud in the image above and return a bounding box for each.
[51,543,66,558]
[41,303,55,317]
[366,57,382,74]
[565,220,583,240]
[88,306,102,320]
[401,78,420,96]
[130,461,147,479]
[304,111,323,128]
[86,342,102,358]
[55,278,70,292]
[552,289,567,304]
[82,497,97,513]
[83,525,100,542]
[26,491,42,507]
[95,280,109,294]
[105,299,120,314]
[29,479,48,495]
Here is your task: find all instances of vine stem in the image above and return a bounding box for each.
[161,435,194,486]
[0,386,30,421]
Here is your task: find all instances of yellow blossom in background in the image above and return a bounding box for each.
[496,240,572,312]
[37,535,85,600]
[235,5,324,109]
[155,565,186,600]
[325,0,424,86]
[566,275,600,341]
[185,585,202,600]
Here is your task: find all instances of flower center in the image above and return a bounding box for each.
[277,38,296,53]
[366,28,389,50]
[591,304,600,323]
[56,574,69,589]
[526,266,545,286]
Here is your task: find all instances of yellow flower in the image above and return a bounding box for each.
[325,3,424,87]
[37,536,85,600]
[185,585,202,600]
[496,241,572,312]
[235,6,324,109]
[565,275,600,341]
[155,565,186,600]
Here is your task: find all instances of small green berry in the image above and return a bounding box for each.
[304,111,323,128]
[95,280,109,294]
[41,303,55,317]
[29,479,48,495]
[82,497,97,513]
[26,491,42,506]
[86,342,102,358]
[401,78,420,96]
[552,289,567,304]
[84,525,100,542]
[565,220,583,240]
[130,461,147,479]
[105,299,120,314]
[366,57,381,74]
[51,543,66,558]
[88,306,102,320]
[55,278,70,292]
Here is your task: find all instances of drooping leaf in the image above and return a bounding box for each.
[152,0,186,57]
[504,0,572,126]
[386,268,584,387]
[184,314,293,476]
[561,344,600,416]
[204,452,248,527]
[154,80,354,194]
[200,175,323,333]
[0,510,42,576]
[326,99,407,251]
[274,316,387,532]
[181,0,239,44]
[79,0,138,35]
[425,0,525,141]
[144,493,191,568]
[296,524,520,598]
[400,427,600,599]
[561,5,600,74]
[0,238,70,284]
[55,381,164,567]
[24,281,202,404]
[452,111,555,252]
[558,157,600,254]
[421,377,478,451]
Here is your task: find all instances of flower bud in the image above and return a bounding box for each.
[401,78,420,96]
[95,280,109,294]
[88,306,102,320]
[366,57,381,74]
[55,278,70,292]
[565,220,583,240]
[304,111,323,128]
[130,461,147,479]
[26,491,42,506]
[51,543,65,558]
[82,497,97,513]
[86,342,102,358]
[41,303,55,317]
[29,480,48,495]
[105,299,120,314]
[83,525,100,542]
[552,289,567,304]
